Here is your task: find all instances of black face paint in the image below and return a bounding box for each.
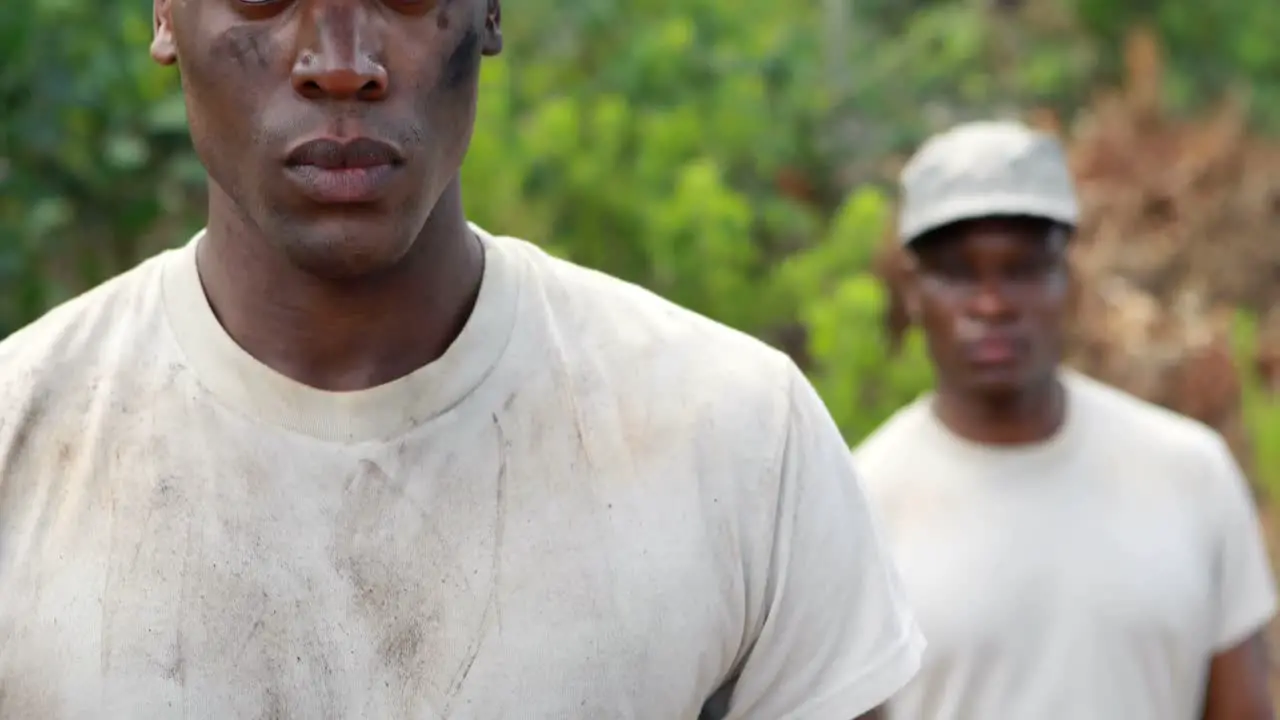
[441,26,480,90]
[216,25,273,72]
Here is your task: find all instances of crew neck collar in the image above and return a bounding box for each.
[161,224,522,442]
[920,369,1085,464]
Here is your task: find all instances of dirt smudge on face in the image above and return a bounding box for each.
[441,26,480,90]
[214,24,273,73]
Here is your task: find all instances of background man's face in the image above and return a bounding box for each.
[908,216,1070,399]
[152,0,502,278]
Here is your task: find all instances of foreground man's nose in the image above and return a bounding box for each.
[291,8,389,102]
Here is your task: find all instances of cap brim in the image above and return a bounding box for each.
[899,193,1078,247]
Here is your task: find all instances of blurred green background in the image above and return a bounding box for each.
[4,0,1280,473]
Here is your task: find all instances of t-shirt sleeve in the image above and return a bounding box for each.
[723,363,924,720]
[1205,434,1278,652]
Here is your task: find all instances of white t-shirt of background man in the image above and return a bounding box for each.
[0,225,922,719]
[855,370,1277,720]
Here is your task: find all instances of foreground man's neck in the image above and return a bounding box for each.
[933,372,1066,446]
[196,182,485,392]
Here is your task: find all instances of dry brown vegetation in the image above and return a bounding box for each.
[1063,28,1280,469]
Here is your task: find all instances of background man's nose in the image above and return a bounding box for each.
[969,280,1016,319]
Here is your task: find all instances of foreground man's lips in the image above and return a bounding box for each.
[284,137,404,204]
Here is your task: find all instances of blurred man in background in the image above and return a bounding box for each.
[855,120,1276,719]
[0,0,923,717]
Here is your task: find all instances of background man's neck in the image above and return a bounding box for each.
[933,371,1065,446]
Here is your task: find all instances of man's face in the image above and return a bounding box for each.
[906,217,1069,399]
[151,0,502,278]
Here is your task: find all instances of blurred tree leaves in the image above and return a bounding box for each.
[1075,0,1280,123]
[3,0,1280,440]
[0,0,199,334]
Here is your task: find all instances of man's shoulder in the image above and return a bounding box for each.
[852,398,933,480]
[501,233,794,392]
[0,250,171,408]
[1065,370,1236,491]
[1065,369,1224,452]
[494,232,799,445]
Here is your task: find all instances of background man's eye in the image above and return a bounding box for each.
[931,261,976,280]
[1006,262,1039,279]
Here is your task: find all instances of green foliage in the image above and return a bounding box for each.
[1232,312,1280,497]
[0,0,197,335]
[1075,0,1280,124]
[462,0,832,339]
[4,0,1280,449]
[804,277,934,442]
[777,187,934,439]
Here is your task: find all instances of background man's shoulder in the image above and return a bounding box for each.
[1067,369,1225,457]
[1065,370,1247,514]
[853,400,933,469]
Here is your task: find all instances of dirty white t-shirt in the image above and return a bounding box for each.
[0,226,922,719]
[855,370,1277,720]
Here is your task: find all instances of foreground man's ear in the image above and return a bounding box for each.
[151,0,177,65]
[482,0,502,56]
